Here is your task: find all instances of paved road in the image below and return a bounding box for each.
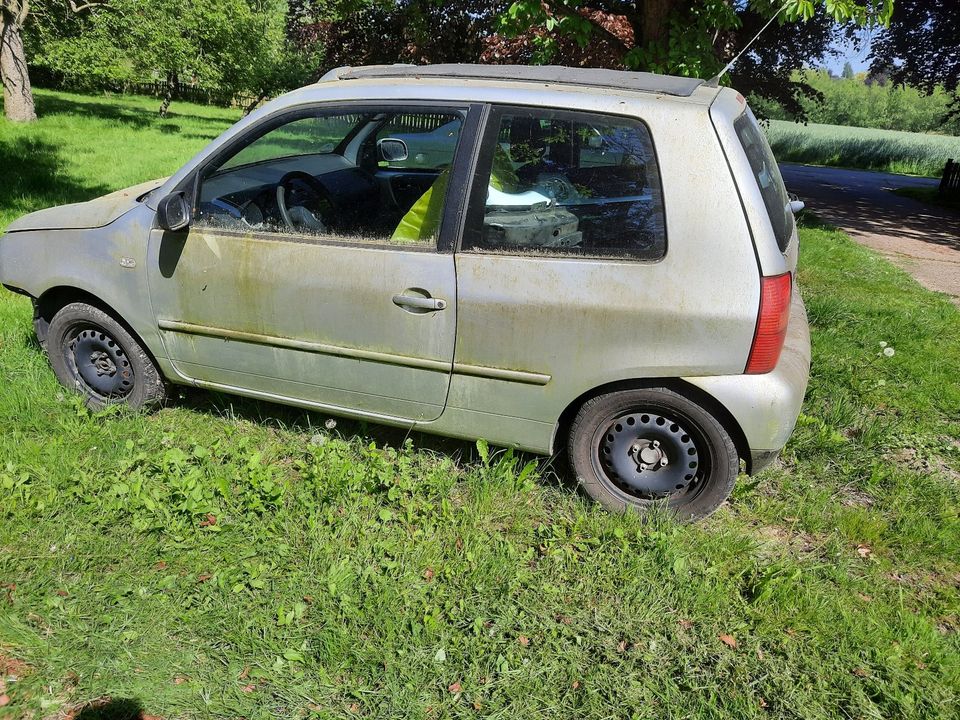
[779,163,960,302]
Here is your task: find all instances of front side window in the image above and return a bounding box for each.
[462,108,666,260]
[735,109,793,251]
[195,108,465,248]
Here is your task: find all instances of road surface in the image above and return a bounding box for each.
[779,163,960,302]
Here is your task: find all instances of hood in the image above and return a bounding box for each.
[5,177,168,233]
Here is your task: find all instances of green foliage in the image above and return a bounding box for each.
[758,70,960,135]
[26,0,320,109]
[497,0,893,78]
[0,90,959,719]
[764,119,960,176]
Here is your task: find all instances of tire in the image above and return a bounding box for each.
[568,388,738,521]
[46,302,167,411]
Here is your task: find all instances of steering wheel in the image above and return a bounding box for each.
[276,171,332,232]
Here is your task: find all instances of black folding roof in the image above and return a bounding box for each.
[323,64,706,98]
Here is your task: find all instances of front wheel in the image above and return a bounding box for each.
[46,302,167,411]
[568,388,739,521]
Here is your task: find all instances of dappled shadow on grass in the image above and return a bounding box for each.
[34,92,236,130]
[0,135,111,222]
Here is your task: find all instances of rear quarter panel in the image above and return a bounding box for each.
[440,94,761,451]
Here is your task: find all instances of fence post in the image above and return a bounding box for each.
[940,159,955,196]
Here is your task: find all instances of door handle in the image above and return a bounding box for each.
[392,294,448,312]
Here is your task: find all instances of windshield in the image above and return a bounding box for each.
[734,109,793,252]
[219,114,369,172]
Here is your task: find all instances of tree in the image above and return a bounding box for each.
[841,60,854,79]
[0,0,36,121]
[303,0,509,71]
[27,0,316,115]
[870,0,960,114]
[487,1,893,120]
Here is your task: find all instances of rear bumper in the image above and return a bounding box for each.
[684,287,811,473]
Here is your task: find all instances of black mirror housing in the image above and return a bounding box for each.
[157,192,191,232]
[377,138,409,163]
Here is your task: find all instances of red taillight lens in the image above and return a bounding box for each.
[745,272,792,374]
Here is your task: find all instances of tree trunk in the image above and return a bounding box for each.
[639,0,674,46]
[159,70,177,117]
[0,10,37,122]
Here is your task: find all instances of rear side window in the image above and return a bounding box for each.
[462,107,666,260]
[734,110,793,251]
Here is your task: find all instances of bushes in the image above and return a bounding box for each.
[755,70,960,136]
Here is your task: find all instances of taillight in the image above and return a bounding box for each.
[745,272,792,374]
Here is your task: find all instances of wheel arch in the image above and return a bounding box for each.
[552,378,754,474]
[33,286,164,372]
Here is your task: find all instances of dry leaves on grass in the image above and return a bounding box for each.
[517,635,530,647]
[856,544,872,558]
[719,634,738,648]
[447,681,462,694]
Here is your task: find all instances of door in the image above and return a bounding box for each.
[146,105,475,422]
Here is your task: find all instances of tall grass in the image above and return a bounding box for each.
[764,120,960,177]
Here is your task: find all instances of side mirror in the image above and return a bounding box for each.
[377,138,409,163]
[787,193,805,214]
[157,192,191,232]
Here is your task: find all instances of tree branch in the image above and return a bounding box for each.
[68,0,109,13]
[542,0,632,53]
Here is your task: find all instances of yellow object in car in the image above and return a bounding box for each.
[391,146,521,242]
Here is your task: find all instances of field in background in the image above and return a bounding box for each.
[764,119,960,178]
[1,90,959,719]
[0,89,240,229]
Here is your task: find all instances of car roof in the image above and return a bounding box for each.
[320,64,707,99]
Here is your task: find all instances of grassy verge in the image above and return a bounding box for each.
[890,186,960,213]
[1,90,959,719]
[765,119,960,178]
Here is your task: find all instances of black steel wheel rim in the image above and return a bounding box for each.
[65,325,134,399]
[592,411,706,501]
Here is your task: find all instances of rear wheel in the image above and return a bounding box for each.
[568,388,738,521]
[46,302,167,411]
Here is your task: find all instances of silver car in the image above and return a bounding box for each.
[0,64,810,520]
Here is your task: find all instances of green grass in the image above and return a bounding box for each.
[890,186,960,212]
[0,89,240,229]
[1,90,959,719]
[765,119,960,177]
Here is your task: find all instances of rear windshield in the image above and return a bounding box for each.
[734,109,793,251]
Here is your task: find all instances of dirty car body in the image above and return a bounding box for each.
[0,64,810,520]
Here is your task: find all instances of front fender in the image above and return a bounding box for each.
[0,204,166,362]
